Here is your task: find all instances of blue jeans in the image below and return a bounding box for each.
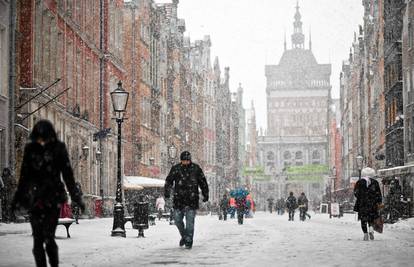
[174,208,196,245]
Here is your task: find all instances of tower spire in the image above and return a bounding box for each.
[291,1,304,49]
[309,26,312,50]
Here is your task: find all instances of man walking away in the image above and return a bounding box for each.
[164,151,209,249]
[267,196,274,213]
[298,192,311,221]
[286,192,297,221]
[354,167,382,241]
[220,194,229,221]
[236,195,247,225]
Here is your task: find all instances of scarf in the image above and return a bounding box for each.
[362,176,371,188]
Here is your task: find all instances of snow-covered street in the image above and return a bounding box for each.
[1,212,414,267]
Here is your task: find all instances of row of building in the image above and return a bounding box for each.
[330,0,414,213]
[0,0,254,217]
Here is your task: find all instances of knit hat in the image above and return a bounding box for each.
[180,151,191,161]
[361,167,376,178]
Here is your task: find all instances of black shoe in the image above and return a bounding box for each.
[179,238,185,247]
[185,242,192,249]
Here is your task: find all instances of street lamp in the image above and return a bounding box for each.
[110,81,129,237]
[356,155,363,180]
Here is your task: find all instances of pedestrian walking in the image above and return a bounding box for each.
[236,194,247,225]
[277,198,286,215]
[164,151,209,249]
[229,197,236,218]
[267,196,274,213]
[156,195,166,220]
[220,194,230,221]
[11,120,85,267]
[298,192,311,221]
[286,192,297,221]
[71,182,83,224]
[353,167,382,241]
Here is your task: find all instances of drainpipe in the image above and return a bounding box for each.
[8,0,16,179]
[99,0,105,202]
[131,3,137,174]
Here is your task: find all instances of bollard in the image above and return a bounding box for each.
[133,201,149,238]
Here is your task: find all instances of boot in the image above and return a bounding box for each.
[363,233,369,241]
[369,227,374,240]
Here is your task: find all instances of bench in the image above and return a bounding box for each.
[57,218,76,238]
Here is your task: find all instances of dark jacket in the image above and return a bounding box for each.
[354,178,382,221]
[297,195,308,211]
[164,162,209,210]
[13,141,83,211]
[235,196,247,211]
[220,196,229,210]
[286,196,297,210]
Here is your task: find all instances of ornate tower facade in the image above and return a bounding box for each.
[259,3,331,201]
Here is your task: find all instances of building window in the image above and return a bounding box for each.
[295,151,303,160]
[312,150,320,159]
[283,151,291,160]
[267,151,275,160]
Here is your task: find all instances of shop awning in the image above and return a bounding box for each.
[123,176,165,190]
[378,164,414,178]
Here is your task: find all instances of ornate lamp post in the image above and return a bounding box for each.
[356,155,363,180]
[110,81,129,237]
[167,144,177,224]
[168,144,177,166]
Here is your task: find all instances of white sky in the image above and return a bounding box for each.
[155,0,364,129]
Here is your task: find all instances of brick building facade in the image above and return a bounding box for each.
[14,0,124,216]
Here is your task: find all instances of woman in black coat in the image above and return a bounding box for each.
[12,120,84,267]
[354,167,382,241]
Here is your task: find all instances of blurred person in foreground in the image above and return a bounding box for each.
[164,151,209,249]
[12,120,85,267]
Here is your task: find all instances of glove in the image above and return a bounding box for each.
[203,196,209,203]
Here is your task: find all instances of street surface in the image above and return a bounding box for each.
[0,212,413,267]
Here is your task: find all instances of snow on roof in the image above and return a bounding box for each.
[123,176,165,190]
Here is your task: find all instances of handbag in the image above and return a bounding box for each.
[373,215,384,233]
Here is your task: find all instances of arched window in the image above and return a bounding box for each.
[312,150,320,159]
[295,151,303,160]
[283,151,291,160]
[267,151,275,161]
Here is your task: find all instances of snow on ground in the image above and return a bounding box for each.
[0,212,413,267]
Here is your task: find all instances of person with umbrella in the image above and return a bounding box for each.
[231,188,249,225]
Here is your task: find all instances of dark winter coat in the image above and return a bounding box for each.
[297,195,309,211]
[220,196,229,210]
[13,141,83,211]
[286,196,297,210]
[164,162,209,210]
[235,196,247,211]
[353,178,382,221]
